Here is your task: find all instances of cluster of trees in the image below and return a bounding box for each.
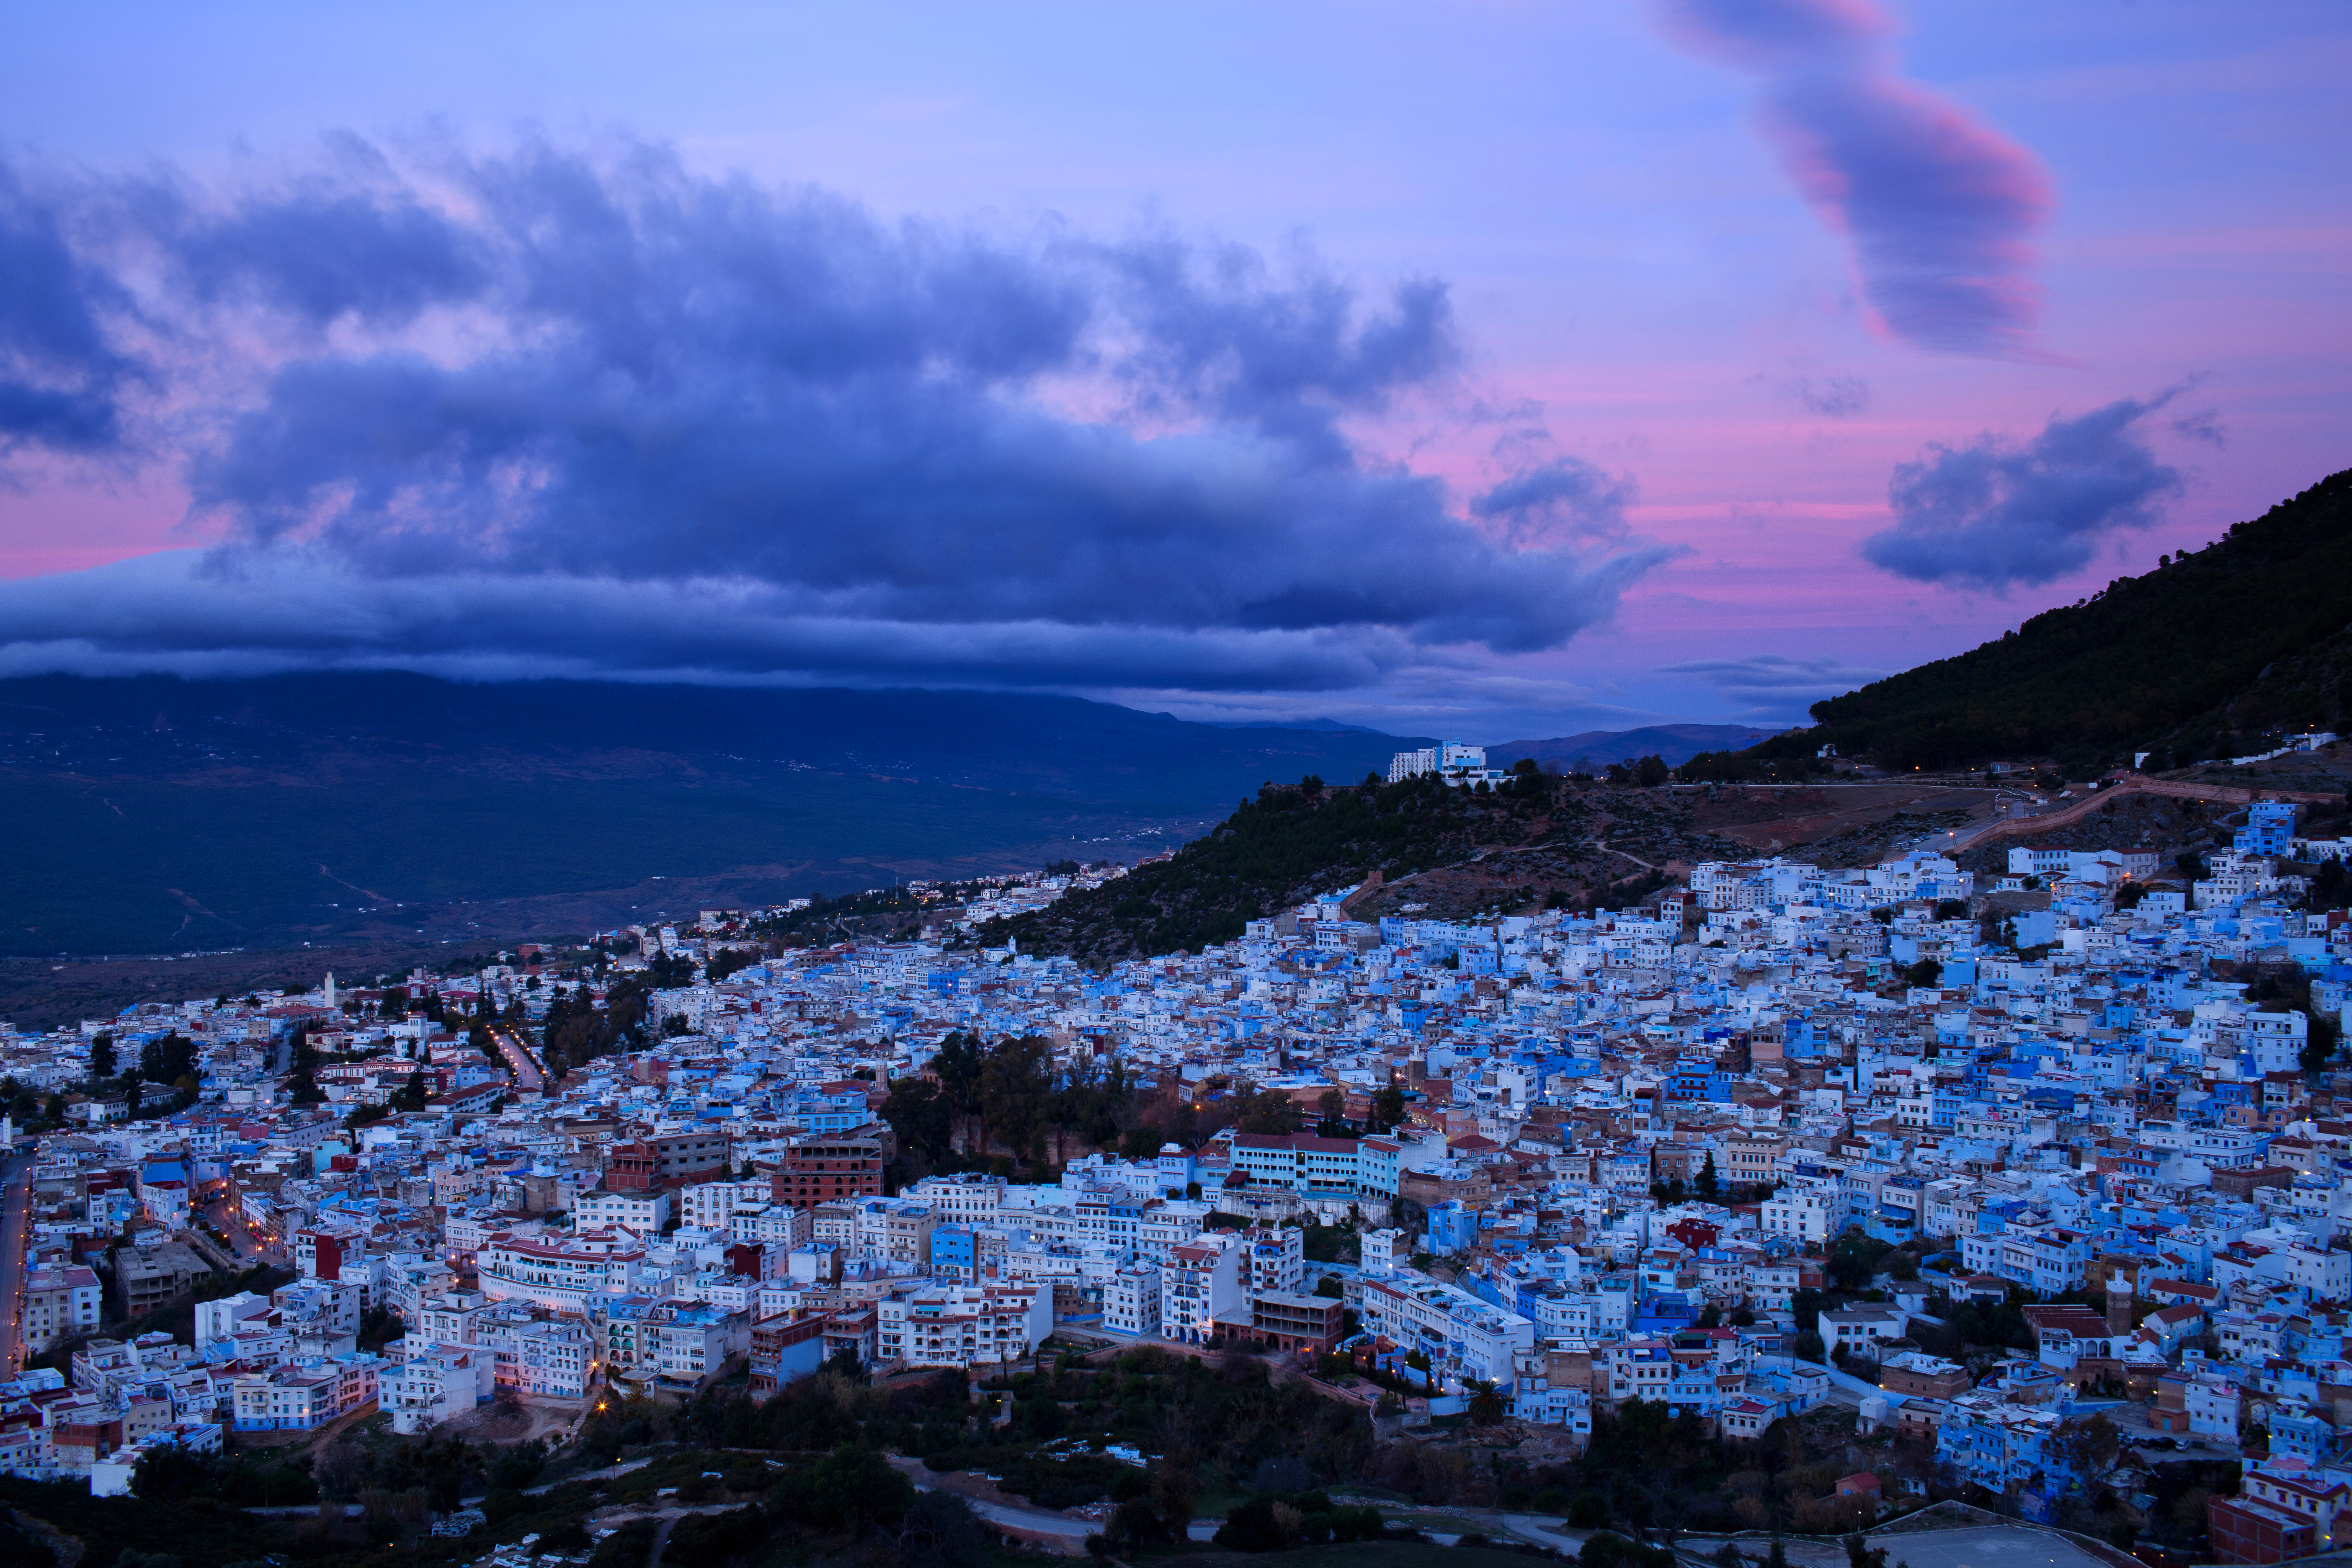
[641,949,700,988]
[539,975,652,1077]
[1671,751,1829,785]
[882,1031,1135,1175]
[1209,1492,1390,1551]
[0,1075,57,1127]
[2216,961,2347,1077]
[659,1346,1374,1537]
[1650,1153,1779,1209]
[883,1030,1414,1180]
[66,1029,205,1121]
[1749,469,2352,771]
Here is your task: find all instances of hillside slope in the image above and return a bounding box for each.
[971,773,1778,965]
[1752,467,2352,770]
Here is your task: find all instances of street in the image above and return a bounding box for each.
[0,1148,33,1377]
[204,1195,290,1268]
[486,1024,545,1095]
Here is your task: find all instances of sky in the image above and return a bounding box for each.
[0,0,2344,742]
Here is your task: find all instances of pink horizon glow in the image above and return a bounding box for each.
[0,0,2342,736]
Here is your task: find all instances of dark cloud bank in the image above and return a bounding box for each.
[0,141,1669,696]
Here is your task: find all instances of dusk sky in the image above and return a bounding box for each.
[0,0,2344,742]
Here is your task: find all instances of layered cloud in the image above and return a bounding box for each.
[1659,0,2055,359]
[1660,652,1886,720]
[0,141,1675,694]
[1860,389,2208,589]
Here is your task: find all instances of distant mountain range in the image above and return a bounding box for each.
[1488,723,1783,770]
[0,673,1435,957]
[1751,467,2352,771]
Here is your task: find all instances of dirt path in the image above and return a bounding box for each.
[1953,773,2338,856]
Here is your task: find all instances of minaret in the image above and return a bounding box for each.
[324,972,336,1009]
[2106,1271,2136,1335]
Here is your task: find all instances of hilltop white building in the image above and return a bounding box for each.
[1387,741,1507,787]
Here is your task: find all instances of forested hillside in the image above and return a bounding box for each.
[968,769,1762,965]
[1752,467,2352,771]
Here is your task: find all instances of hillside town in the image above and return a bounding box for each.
[3,793,2352,1564]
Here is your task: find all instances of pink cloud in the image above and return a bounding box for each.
[1658,0,2055,359]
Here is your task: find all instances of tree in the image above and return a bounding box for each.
[1901,957,1944,988]
[1583,1533,1676,1568]
[1150,1430,1199,1537]
[883,1077,954,1163]
[1370,1083,1407,1133]
[770,1443,913,1533]
[1316,1086,1347,1130]
[148,1033,197,1083]
[132,1441,222,1501]
[90,1032,117,1079]
[2048,1413,2126,1499]
[1217,1498,1304,1551]
[979,1034,1057,1163]
[1104,1499,1168,1553]
[1696,1152,1720,1202]
[895,1491,993,1568]
[1235,1083,1303,1135]
[392,1069,428,1112]
[2303,1011,2342,1078]
[931,1031,985,1124]
[1826,1228,1890,1292]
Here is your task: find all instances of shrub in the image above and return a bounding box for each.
[896,1491,994,1568]
[1215,1497,1308,1551]
[1582,1532,1678,1568]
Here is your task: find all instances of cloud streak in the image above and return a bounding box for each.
[0,140,1677,696]
[1661,652,1886,719]
[1859,389,2206,589]
[1658,0,2055,359]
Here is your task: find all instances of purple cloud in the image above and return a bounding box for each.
[0,140,1679,693]
[1859,389,2204,588]
[1659,0,2056,359]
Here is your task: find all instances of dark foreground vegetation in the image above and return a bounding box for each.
[1,1330,2231,1568]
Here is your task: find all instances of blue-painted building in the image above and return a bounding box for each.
[930,1225,976,1282]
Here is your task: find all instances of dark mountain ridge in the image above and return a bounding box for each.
[0,673,1435,957]
[0,672,1432,802]
[1751,467,2352,771]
